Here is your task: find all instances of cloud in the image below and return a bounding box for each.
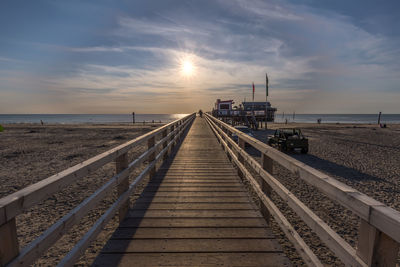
[1,0,399,113]
[65,46,125,53]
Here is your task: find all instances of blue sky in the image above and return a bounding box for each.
[0,0,399,114]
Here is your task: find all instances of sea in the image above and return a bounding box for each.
[274,114,400,124]
[0,113,399,124]
[0,114,189,124]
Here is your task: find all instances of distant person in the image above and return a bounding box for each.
[198,109,203,118]
[40,120,44,126]
[317,118,321,124]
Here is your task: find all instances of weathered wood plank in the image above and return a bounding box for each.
[140,191,249,197]
[143,187,246,192]
[93,253,291,267]
[101,238,282,253]
[94,116,289,267]
[146,182,242,187]
[131,203,254,210]
[111,227,275,239]
[126,209,262,218]
[135,196,250,203]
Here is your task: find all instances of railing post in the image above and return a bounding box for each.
[148,136,156,179]
[162,129,168,161]
[116,153,129,222]
[260,153,273,224]
[177,121,182,140]
[226,130,233,161]
[237,137,246,179]
[356,219,399,266]
[171,124,176,150]
[0,218,19,265]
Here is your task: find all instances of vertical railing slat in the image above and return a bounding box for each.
[0,218,19,265]
[356,219,399,266]
[260,153,273,224]
[148,136,156,179]
[162,129,168,161]
[116,153,129,222]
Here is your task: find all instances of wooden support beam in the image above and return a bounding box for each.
[148,136,156,179]
[0,218,19,266]
[116,153,129,222]
[356,219,399,266]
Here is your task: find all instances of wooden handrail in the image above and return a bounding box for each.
[205,116,323,267]
[1,113,195,266]
[58,117,192,266]
[205,113,400,266]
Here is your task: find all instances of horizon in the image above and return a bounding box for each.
[1,1,400,114]
[1,112,399,115]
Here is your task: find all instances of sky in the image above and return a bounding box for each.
[0,0,399,114]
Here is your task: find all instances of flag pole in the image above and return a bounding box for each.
[265,73,269,129]
[252,82,255,116]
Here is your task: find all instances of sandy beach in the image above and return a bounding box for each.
[1,122,399,266]
[0,123,161,266]
[250,122,400,265]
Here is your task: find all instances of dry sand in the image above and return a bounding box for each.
[0,123,161,266]
[248,122,400,265]
[1,122,399,266]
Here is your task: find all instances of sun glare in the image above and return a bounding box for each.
[180,58,195,77]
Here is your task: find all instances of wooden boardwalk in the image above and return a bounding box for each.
[93,117,291,266]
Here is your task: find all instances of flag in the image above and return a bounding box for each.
[252,82,255,102]
[266,73,269,97]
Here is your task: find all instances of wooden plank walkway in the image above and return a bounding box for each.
[93,117,291,266]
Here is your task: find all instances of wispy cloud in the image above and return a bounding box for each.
[1,0,399,113]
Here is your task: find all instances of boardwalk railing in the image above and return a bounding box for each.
[0,113,195,266]
[205,113,400,267]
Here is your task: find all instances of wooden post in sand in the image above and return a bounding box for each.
[132,112,135,124]
[356,219,399,266]
[116,153,129,222]
[377,112,382,125]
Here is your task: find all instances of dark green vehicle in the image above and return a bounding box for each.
[268,128,308,153]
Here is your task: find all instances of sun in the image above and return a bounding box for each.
[182,60,194,76]
[180,58,196,77]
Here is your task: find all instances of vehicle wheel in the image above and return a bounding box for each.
[280,144,287,151]
[301,148,308,154]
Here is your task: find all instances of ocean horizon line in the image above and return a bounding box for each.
[0,113,399,115]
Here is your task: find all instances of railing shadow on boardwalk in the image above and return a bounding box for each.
[93,119,194,266]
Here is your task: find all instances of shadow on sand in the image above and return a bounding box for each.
[290,153,395,185]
